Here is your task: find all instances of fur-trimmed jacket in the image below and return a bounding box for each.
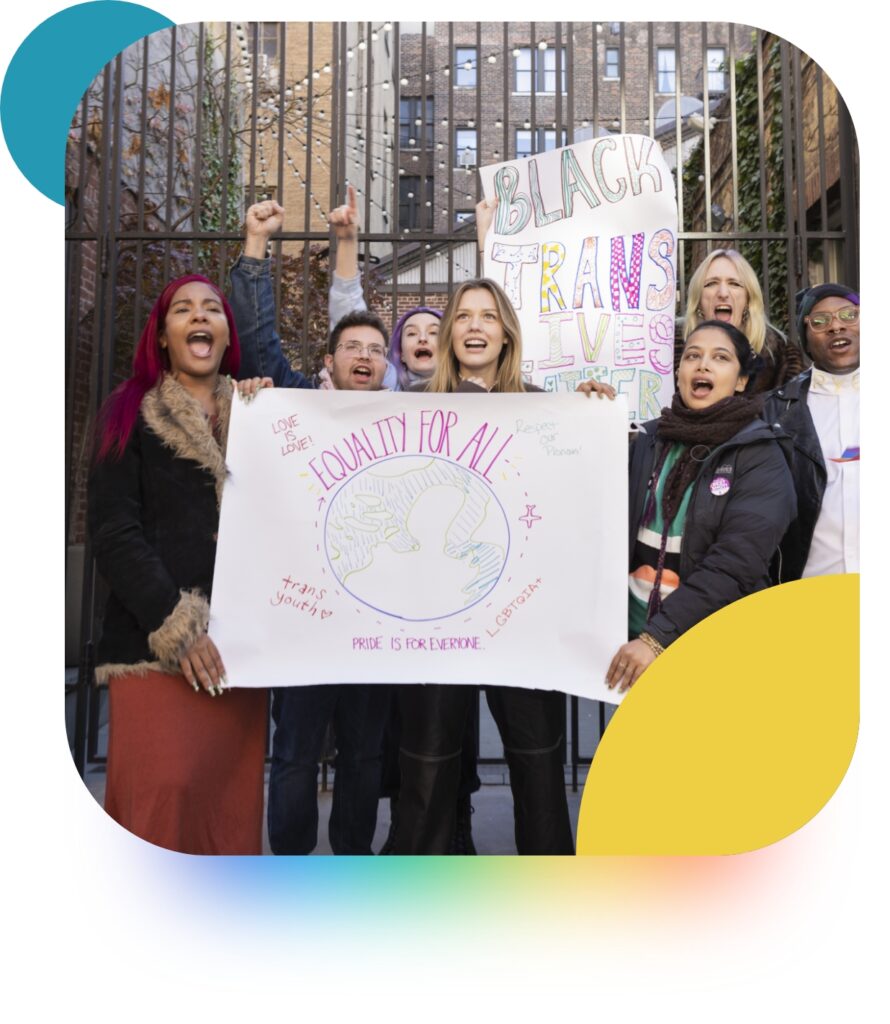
[87,375,232,683]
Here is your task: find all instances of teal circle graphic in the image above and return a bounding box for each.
[1,2,173,204]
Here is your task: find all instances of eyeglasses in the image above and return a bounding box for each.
[806,306,859,332]
[335,339,387,359]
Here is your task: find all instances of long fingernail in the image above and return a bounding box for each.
[191,681,200,693]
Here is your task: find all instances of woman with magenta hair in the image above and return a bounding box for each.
[88,275,269,854]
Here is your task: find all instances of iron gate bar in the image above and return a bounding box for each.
[674,22,685,301]
[162,25,176,284]
[218,22,234,290]
[780,40,797,335]
[134,34,150,338]
[793,47,807,299]
[647,24,654,146]
[729,24,740,252]
[837,94,859,288]
[701,23,713,236]
[622,22,629,134]
[815,65,829,282]
[191,22,204,269]
[447,22,454,274]
[755,30,770,316]
[273,21,286,342]
[303,23,314,373]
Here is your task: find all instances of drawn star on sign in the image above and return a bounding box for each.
[519,504,542,529]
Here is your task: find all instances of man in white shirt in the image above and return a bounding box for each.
[764,284,860,581]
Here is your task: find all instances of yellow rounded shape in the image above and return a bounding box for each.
[577,575,859,855]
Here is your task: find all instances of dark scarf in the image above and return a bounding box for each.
[641,391,764,620]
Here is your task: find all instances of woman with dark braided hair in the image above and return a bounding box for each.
[594,320,797,692]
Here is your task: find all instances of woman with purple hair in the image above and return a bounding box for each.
[89,275,270,854]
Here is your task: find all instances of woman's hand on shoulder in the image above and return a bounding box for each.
[237,376,274,402]
[577,379,617,400]
[605,638,656,692]
[179,635,227,696]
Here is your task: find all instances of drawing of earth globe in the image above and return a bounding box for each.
[323,455,511,621]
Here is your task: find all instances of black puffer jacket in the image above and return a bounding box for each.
[761,369,826,582]
[87,375,232,682]
[629,416,797,648]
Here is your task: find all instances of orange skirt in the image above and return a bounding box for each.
[104,670,268,855]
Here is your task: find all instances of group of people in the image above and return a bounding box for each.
[87,184,860,856]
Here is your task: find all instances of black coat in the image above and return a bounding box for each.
[629,416,797,649]
[87,376,232,682]
[761,369,826,582]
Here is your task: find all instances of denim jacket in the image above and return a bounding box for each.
[227,256,398,390]
[227,255,314,388]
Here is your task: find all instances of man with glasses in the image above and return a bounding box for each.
[227,202,392,856]
[764,284,860,581]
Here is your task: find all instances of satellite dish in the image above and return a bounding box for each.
[655,95,703,132]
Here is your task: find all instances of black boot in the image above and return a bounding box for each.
[449,794,477,855]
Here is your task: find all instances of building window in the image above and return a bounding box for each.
[707,47,727,92]
[656,47,676,94]
[514,47,567,94]
[515,128,567,159]
[604,47,620,80]
[399,96,435,148]
[455,47,477,87]
[399,175,434,231]
[455,127,478,167]
[455,210,475,228]
[246,22,278,63]
[609,22,621,35]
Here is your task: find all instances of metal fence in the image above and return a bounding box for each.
[65,20,859,776]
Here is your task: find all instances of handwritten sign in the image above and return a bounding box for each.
[479,135,678,419]
[210,390,629,702]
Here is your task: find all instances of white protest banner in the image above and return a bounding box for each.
[209,389,629,702]
[478,135,677,420]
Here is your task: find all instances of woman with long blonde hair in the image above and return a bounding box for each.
[391,278,574,855]
[424,277,529,394]
[683,248,803,392]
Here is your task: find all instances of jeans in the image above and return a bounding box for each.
[268,684,391,855]
[392,684,574,855]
